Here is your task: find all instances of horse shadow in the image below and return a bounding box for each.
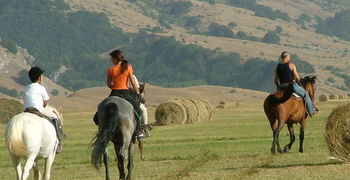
[258,160,343,169]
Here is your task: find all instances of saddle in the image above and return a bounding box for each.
[24,107,52,121]
[25,107,66,141]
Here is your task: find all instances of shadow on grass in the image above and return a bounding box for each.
[259,160,344,169]
[223,160,344,171]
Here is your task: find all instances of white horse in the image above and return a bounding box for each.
[5,105,63,180]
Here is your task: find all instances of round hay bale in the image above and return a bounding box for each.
[326,103,350,162]
[190,99,211,122]
[329,95,338,100]
[318,95,328,102]
[154,98,213,125]
[155,101,187,126]
[339,95,347,99]
[170,98,198,124]
[216,104,225,109]
[0,98,23,124]
[197,98,213,121]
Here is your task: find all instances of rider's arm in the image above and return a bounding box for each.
[274,67,279,87]
[290,63,301,82]
[42,86,50,108]
[107,69,113,89]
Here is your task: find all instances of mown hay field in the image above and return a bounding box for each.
[1,100,350,179]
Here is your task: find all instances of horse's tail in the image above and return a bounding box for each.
[91,103,119,169]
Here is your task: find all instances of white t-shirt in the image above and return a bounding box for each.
[23,83,50,112]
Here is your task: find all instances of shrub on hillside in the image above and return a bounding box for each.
[236,31,260,41]
[262,31,280,44]
[274,26,283,33]
[0,98,23,124]
[16,69,30,86]
[295,13,312,25]
[228,22,237,28]
[208,23,234,38]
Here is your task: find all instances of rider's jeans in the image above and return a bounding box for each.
[293,83,314,115]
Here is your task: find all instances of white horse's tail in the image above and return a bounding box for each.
[5,113,26,156]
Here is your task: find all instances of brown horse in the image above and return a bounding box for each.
[264,75,317,154]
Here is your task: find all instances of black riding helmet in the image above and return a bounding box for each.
[28,67,44,82]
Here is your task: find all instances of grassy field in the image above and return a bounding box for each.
[1,100,350,180]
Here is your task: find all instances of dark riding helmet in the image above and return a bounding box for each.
[28,67,44,82]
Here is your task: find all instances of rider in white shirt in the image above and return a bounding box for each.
[128,75,152,137]
[23,67,65,153]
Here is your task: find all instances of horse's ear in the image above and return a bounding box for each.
[59,106,63,114]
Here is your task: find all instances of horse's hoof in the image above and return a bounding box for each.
[299,149,304,153]
[277,148,283,154]
[283,146,289,153]
[271,148,276,154]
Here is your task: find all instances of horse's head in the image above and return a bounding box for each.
[300,75,317,101]
[139,82,145,96]
[43,105,64,125]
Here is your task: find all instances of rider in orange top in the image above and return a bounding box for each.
[107,49,145,139]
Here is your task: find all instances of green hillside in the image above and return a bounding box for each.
[0,0,347,93]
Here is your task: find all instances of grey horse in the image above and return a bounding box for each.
[91,96,136,180]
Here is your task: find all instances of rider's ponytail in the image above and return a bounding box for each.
[109,49,129,73]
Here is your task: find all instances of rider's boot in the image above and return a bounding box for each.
[52,118,66,153]
[134,112,146,139]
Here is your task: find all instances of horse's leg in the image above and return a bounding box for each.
[271,129,277,154]
[11,154,22,180]
[127,143,135,180]
[138,140,145,160]
[299,120,307,153]
[32,160,42,180]
[103,148,110,180]
[43,151,56,180]
[114,143,126,180]
[22,154,36,180]
[274,119,285,154]
[283,123,295,153]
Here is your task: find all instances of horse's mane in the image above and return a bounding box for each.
[300,75,317,87]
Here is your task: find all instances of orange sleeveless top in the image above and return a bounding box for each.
[107,64,133,90]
